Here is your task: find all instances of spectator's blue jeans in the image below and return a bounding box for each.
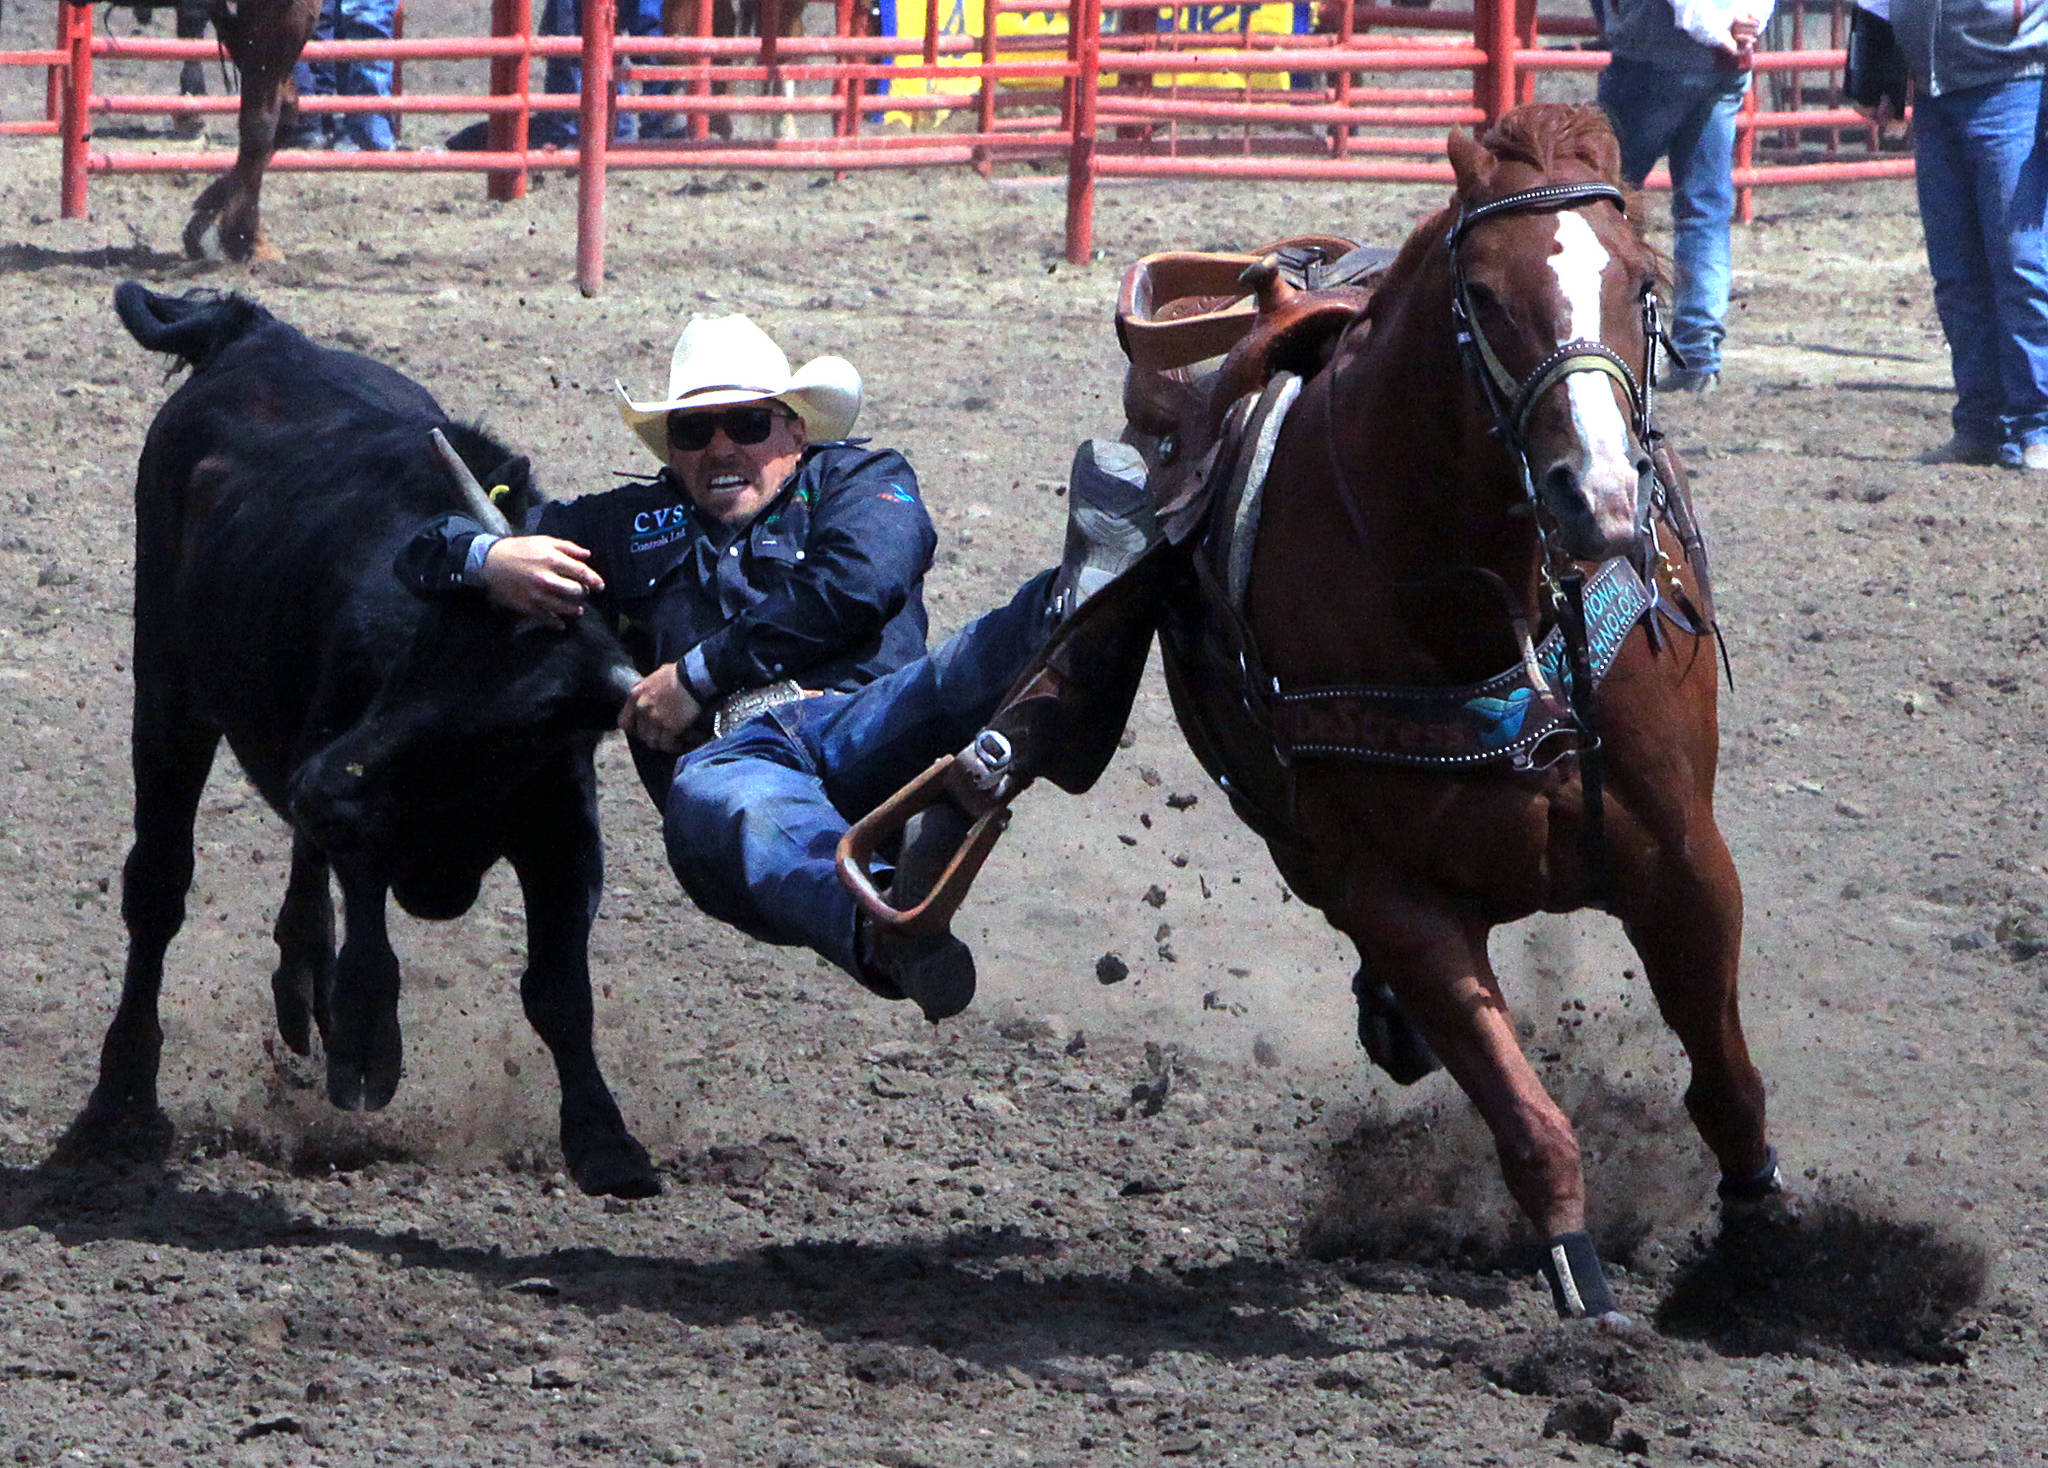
[1598,59,1748,376]
[1913,75,2048,453]
[541,0,669,140]
[294,0,397,149]
[664,572,1056,978]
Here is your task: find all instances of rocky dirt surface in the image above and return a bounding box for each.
[2,21,2047,1463]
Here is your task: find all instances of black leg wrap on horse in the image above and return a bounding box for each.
[1541,1230,1618,1319]
[1351,968,1442,1085]
[1716,1145,1783,1203]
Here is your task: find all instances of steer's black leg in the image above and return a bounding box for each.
[271,831,334,1056]
[324,857,403,1111]
[74,693,219,1154]
[508,762,659,1199]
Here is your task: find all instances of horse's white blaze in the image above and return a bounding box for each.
[1547,213,1639,536]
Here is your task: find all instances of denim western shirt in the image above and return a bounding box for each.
[396,440,937,700]
[1887,0,2046,97]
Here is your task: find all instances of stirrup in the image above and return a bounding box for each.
[837,733,1018,938]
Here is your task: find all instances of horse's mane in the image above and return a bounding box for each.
[1479,102,1624,184]
[1363,103,1667,325]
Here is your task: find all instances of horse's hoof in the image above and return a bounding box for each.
[569,1137,662,1200]
[182,216,222,261]
[271,967,315,1056]
[1716,1146,1794,1223]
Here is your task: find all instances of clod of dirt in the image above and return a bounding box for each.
[1095,953,1129,985]
[1656,1195,1989,1363]
[1541,1389,1624,1444]
[1466,1319,1688,1404]
[1142,885,1167,908]
[1164,791,1198,810]
[530,1359,586,1388]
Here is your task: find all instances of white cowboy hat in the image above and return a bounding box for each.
[615,313,863,461]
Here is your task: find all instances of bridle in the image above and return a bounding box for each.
[1447,181,1663,485]
[1445,180,1671,903]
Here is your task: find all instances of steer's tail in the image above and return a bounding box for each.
[113,281,267,371]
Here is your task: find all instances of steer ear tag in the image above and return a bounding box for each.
[481,453,533,509]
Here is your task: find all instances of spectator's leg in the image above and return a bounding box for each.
[292,0,342,147]
[542,0,583,100]
[1663,74,1745,379]
[175,0,210,96]
[333,0,397,149]
[1968,76,2048,458]
[1595,57,1683,193]
[1915,86,2005,455]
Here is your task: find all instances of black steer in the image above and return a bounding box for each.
[72,282,659,1199]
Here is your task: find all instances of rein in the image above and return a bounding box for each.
[1447,181,1652,903]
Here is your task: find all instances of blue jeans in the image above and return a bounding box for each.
[1598,59,1748,376]
[541,0,669,141]
[294,0,397,150]
[1913,75,2048,453]
[664,572,1056,978]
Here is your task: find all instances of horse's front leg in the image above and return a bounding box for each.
[1336,891,1619,1318]
[1618,818,1778,1205]
[185,0,319,261]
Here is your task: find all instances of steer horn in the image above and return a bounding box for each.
[428,427,515,537]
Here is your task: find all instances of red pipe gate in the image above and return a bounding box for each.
[2,0,1908,293]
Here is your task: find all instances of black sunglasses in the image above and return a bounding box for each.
[667,405,787,452]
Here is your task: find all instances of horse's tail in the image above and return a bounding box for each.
[112,282,269,371]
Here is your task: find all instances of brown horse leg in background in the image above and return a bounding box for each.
[659,0,808,141]
[183,0,319,261]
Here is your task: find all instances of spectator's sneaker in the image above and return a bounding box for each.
[1998,439,2048,472]
[1657,365,1719,394]
[1049,439,1158,621]
[1917,435,2000,466]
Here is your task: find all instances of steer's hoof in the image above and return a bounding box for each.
[570,1137,662,1199]
[49,1099,173,1168]
[325,1020,402,1111]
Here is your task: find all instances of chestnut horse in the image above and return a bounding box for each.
[1176,103,1780,1315]
[657,0,812,140]
[843,104,1782,1320]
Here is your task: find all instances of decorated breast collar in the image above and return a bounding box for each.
[1268,556,1652,770]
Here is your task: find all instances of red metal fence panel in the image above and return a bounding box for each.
[0,0,1909,290]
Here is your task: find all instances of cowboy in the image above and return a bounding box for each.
[398,314,1155,1020]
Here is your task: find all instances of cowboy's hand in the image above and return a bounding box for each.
[479,535,605,627]
[618,663,703,754]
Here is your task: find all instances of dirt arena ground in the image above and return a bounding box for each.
[3,20,2048,1464]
